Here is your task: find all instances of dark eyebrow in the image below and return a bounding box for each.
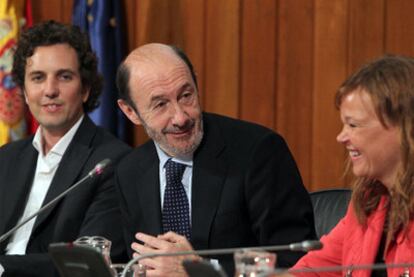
[27,69,77,76]
[57,69,77,75]
[27,70,44,76]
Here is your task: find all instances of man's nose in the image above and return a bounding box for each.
[170,104,189,126]
[44,78,59,98]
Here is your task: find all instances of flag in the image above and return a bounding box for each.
[0,0,34,146]
[72,0,126,140]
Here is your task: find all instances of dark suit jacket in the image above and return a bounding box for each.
[116,113,316,274]
[0,116,130,277]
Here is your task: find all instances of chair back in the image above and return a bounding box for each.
[310,188,351,238]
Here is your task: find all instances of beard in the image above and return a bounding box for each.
[141,114,204,157]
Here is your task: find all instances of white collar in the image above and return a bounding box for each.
[32,115,84,157]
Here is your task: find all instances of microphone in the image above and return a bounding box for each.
[286,240,322,252]
[120,240,322,277]
[0,159,112,244]
[90,159,111,177]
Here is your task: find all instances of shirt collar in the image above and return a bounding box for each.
[154,142,193,169]
[32,115,84,157]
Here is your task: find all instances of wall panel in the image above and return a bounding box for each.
[61,0,74,23]
[312,0,348,189]
[348,0,385,72]
[204,0,240,118]
[385,0,414,56]
[240,0,276,129]
[179,0,206,105]
[31,0,414,191]
[32,0,68,23]
[276,0,314,187]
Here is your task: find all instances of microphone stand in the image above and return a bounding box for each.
[121,240,322,277]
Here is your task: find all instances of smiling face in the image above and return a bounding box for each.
[24,43,89,138]
[336,88,401,187]
[118,44,203,157]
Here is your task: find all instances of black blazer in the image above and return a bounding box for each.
[116,113,316,274]
[0,116,130,276]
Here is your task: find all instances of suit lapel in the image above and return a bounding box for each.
[134,143,163,235]
[32,117,95,230]
[191,115,227,249]
[0,143,37,244]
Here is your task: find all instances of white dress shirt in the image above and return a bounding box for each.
[5,116,83,255]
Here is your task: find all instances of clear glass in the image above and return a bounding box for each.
[234,249,277,277]
[74,236,112,266]
[111,263,146,277]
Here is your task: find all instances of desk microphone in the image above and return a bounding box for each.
[121,240,322,277]
[0,159,112,244]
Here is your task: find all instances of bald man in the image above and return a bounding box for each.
[115,43,316,276]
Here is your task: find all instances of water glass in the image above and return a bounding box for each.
[74,236,112,265]
[234,249,276,277]
[111,263,146,277]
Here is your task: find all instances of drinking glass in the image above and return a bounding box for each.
[74,236,112,266]
[112,263,146,277]
[234,249,276,277]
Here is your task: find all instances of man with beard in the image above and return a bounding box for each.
[116,43,316,276]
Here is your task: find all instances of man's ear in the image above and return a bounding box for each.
[117,99,142,125]
[81,87,90,103]
[21,88,28,105]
